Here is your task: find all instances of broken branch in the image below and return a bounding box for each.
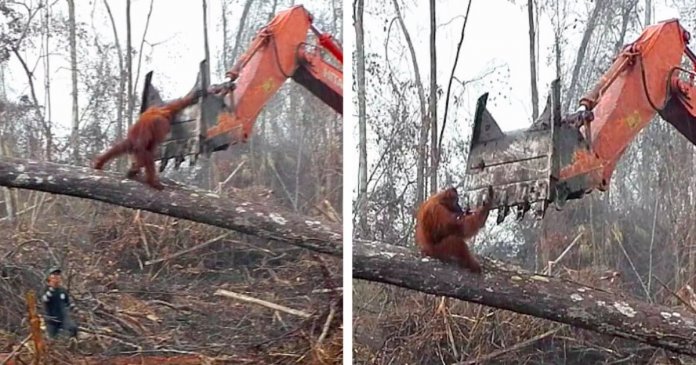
[144,233,231,266]
[214,289,312,318]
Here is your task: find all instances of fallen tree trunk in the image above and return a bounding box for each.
[0,158,341,257]
[353,238,696,356]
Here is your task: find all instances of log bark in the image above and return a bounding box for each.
[0,158,341,257]
[353,238,696,356]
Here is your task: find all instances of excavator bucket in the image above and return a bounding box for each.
[462,79,580,222]
[460,19,696,223]
[140,60,228,171]
[660,69,696,146]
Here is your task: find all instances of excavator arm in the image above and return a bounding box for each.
[139,5,342,170]
[461,19,696,222]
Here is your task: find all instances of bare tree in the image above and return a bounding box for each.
[13,48,51,160]
[528,0,539,120]
[614,0,639,54]
[42,0,52,159]
[133,0,154,96]
[391,0,428,205]
[428,0,437,193]
[103,0,125,167]
[564,1,604,111]
[231,0,255,65]
[221,0,229,71]
[126,0,133,128]
[67,0,79,164]
[439,0,472,156]
[0,136,15,222]
[355,0,368,237]
[201,0,215,190]
[202,0,211,105]
[0,62,13,221]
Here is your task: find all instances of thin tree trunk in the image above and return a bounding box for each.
[104,0,125,170]
[11,49,50,161]
[0,59,5,98]
[221,0,229,71]
[133,0,154,98]
[268,0,278,21]
[331,0,339,35]
[0,136,15,222]
[645,0,652,26]
[555,32,561,80]
[44,1,52,161]
[429,0,437,194]
[564,2,604,112]
[231,0,255,65]
[43,0,52,159]
[67,0,79,164]
[0,76,10,220]
[439,0,471,155]
[355,0,368,237]
[294,122,304,211]
[527,0,539,120]
[615,0,638,54]
[392,0,428,205]
[126,0,134,128]
[201,0,213,189]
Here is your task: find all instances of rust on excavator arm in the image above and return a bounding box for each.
[563,18,696,188]
[462,18,696,222]
[139,5,343,170]
[208,4,342,146]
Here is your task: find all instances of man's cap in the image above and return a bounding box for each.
[45,267,62,279]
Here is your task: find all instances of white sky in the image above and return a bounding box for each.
[3,0,336,137]
[1,0,685,159]
[357,0,681,134]
[346,0,685,203]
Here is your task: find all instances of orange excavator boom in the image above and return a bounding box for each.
[139,5,342,170]
[461,18,696,222]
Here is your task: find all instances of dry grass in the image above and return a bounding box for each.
[353,267,695,365]
[0,191,342,364]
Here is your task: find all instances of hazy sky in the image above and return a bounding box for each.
[2,1,685,141]
[3,0,336,138]
[354,0,681,134]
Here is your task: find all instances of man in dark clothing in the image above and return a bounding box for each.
[42,267,78,339]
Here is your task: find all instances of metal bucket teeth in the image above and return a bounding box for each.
[461,79,563,222]
[141,60,229,172]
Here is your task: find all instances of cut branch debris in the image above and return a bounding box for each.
[144,233,231,266]
[214,289,312,318]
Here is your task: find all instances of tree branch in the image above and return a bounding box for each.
[353,238,696,356]
[0,157,341,257]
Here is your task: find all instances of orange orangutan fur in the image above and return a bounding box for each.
[93,90,202,189]
[415,186,493,273]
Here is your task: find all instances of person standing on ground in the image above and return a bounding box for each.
[42,267,78,340]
